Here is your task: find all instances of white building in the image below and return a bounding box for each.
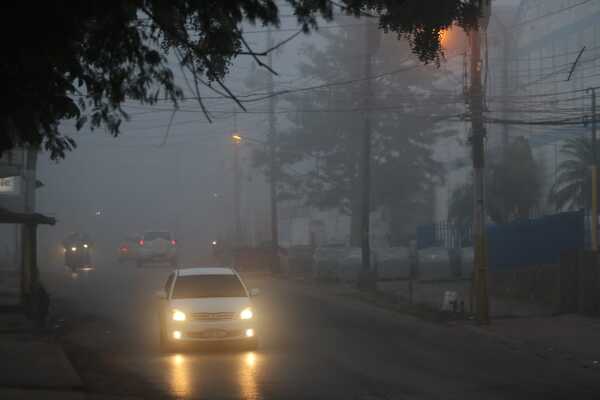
[433,1,600,221]
[509,0,600,212]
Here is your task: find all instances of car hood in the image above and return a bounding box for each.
[169,297,251,313]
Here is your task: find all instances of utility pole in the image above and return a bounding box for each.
[267,27,280,273]
[358,23,380,290]
[232,134,242,247]
[470,0,491,325]
[498,17,510,152]
[21,147,38,308]
[588,87,598,251]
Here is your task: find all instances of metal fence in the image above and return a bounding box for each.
[416,221,472,249]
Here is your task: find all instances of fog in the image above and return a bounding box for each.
[33,0,533,268]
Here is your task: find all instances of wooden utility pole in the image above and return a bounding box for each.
[21,147,38,307]
[233,135,242,247]
[470,0,491,324]
[267,27,281,273]
[358,23,380,289]
[588,87,598,251]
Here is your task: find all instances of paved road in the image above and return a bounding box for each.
[42,255,600,400]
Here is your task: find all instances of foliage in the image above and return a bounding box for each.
[253,21,457,243]
[1,1,487,158]
[549,136,600,211]
[449,137,542,225]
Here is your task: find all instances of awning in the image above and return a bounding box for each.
[0,208,56,225]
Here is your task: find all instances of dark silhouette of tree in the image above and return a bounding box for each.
[252,21,458,244]
[449,137,542,225]
[1,1,486,158]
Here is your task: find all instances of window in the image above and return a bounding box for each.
[144,231,171,241]
[172,275,247,299]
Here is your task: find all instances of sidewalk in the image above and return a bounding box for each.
[0,388,140,400]
[376,278,600,369]
[0,313,84,397]
[289,273,600,373]
[470,314,600,369]
[378,279,555,317]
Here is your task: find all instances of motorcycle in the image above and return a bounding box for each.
[64,240,93,271]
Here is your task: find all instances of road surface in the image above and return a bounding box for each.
[42,254,600,400]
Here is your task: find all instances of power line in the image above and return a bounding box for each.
[514,0,593,27]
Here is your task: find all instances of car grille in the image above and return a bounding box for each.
[191,312,235,321]
[186,330,243,339]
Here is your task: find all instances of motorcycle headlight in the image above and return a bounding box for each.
[240,307,253,320]
[172,309,186,322]
[71,247,77,252]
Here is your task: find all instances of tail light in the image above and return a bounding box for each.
[171,240,177,246]
[139,239,144,246]
[120,246,129,252]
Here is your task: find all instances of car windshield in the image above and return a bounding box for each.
[143,232,171,241]
[171,274,246,299]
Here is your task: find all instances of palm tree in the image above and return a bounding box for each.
[549,136,600,211]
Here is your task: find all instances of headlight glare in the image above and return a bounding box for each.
[240,307,253,320]
[172,309,186,321]
[71,247,77,252]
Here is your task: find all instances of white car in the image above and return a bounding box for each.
[137,231,178,267]
[156,267,259,351]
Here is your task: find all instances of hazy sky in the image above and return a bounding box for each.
[37,0,525,262]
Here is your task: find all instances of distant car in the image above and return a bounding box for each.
[156,267,259,352]
[118,235,141,263]
[137,231,178,267]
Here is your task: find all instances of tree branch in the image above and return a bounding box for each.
[238,33,278,75]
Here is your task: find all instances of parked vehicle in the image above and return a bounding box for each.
[137,231,178,267]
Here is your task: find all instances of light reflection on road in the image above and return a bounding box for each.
[239,351,260,399]
[169,353,191,398]
[165,349,261,399]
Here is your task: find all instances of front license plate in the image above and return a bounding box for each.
[204,329,227,338]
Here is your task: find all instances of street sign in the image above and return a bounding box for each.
[0,177,20,195]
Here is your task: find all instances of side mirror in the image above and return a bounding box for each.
[155,290,167,299]
[250,288,260,297]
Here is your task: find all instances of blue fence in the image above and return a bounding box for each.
[417,210,585,270]
[486,210,584,270]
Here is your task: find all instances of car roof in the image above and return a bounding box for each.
[176,267,235,276]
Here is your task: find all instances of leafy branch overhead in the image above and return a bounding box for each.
[0,1,488,158]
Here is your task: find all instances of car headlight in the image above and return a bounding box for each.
[172,309,186,321]
[240,307,253,320]
[71,247,77,252]
[83,244,89,249]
